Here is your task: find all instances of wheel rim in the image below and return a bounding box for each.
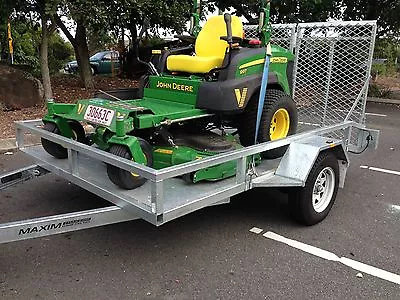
[269,108,290,140]
[312,166,335,213]
[71,130,78,141]
[130,153,148,177]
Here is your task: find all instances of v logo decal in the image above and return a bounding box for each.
[234,88,248,108]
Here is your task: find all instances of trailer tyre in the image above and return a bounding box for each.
[289,152,339,225]
[238,89,297,159]
[107,138,153,190]
[41,121,85,159]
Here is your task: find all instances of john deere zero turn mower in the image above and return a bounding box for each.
[41,0,297,189]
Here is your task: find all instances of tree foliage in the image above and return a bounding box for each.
[211,0,338,24]
[340,0,400,37]
[212,0,400,37]
[2,0,399,93]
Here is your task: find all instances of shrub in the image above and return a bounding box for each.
[368,83,392,98]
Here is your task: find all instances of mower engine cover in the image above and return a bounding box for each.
[196,45,294,113]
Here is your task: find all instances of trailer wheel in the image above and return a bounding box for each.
[238,89,297,159]
[107,138,153,190]
[41,121,85,159]
[289,152,339,225]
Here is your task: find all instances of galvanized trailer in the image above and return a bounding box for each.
[0,21,379,244]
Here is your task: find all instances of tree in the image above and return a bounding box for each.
[54,0,99,89]
[104,0,191,55]
[37,0,57,100]
[211,0,338,23]
[340,0,400,37]
[48,32,74,73]
[212,0,399,37]
[1,0,57,100]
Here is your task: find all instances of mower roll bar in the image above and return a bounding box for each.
[135,19,160,76]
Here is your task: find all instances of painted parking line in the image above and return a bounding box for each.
[391,204,400,211]
[249,227,264,234]
[250,229,400,285]
[365,112,387,117]
[360,165,400,176]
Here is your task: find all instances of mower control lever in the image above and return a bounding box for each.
[223,13,233,45]
[220,36,242,43]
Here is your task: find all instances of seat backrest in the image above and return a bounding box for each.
[195,15,243,59]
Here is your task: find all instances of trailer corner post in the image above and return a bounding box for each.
[68,148,80,176]
[235,157,247,185]
[16,127,24,149]
[151,179,164,224]
[322,40,336,126]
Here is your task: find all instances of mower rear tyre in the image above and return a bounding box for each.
[238,89,297,159]
[106,138,153,190]
[41,121,85,159]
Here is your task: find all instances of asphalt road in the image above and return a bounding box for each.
[0,102,399,299]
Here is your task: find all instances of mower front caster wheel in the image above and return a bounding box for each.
[106,138,153,190]
[41,122,85,159]
[288,152,339,225]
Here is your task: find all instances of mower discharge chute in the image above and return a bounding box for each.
[41,0,297,190]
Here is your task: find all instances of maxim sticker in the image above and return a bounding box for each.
[18,218,92,236]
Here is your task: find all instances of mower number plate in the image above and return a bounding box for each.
[84,105,115,126]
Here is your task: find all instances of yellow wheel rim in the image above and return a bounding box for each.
[130,154,147,177]
[269,108,290,140]
[71,130,78,141]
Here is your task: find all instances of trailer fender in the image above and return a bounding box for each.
[107,136,147,165]
[275,136,349,188]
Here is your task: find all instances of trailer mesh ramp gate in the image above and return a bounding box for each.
[246,21,377,139]
[0,21,378,244]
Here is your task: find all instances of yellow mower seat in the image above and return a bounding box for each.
[167,15,243,74]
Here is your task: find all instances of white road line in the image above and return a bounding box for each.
[392,204,400,210]
[263,231,340,261]
[261,230,400,285]
[365,112,387,117]
[369,167,400,176]
[340,258,400,285]
[249,227,263,234]
[360,165,400,176]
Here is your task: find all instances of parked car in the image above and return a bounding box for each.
[64,51,120,75]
